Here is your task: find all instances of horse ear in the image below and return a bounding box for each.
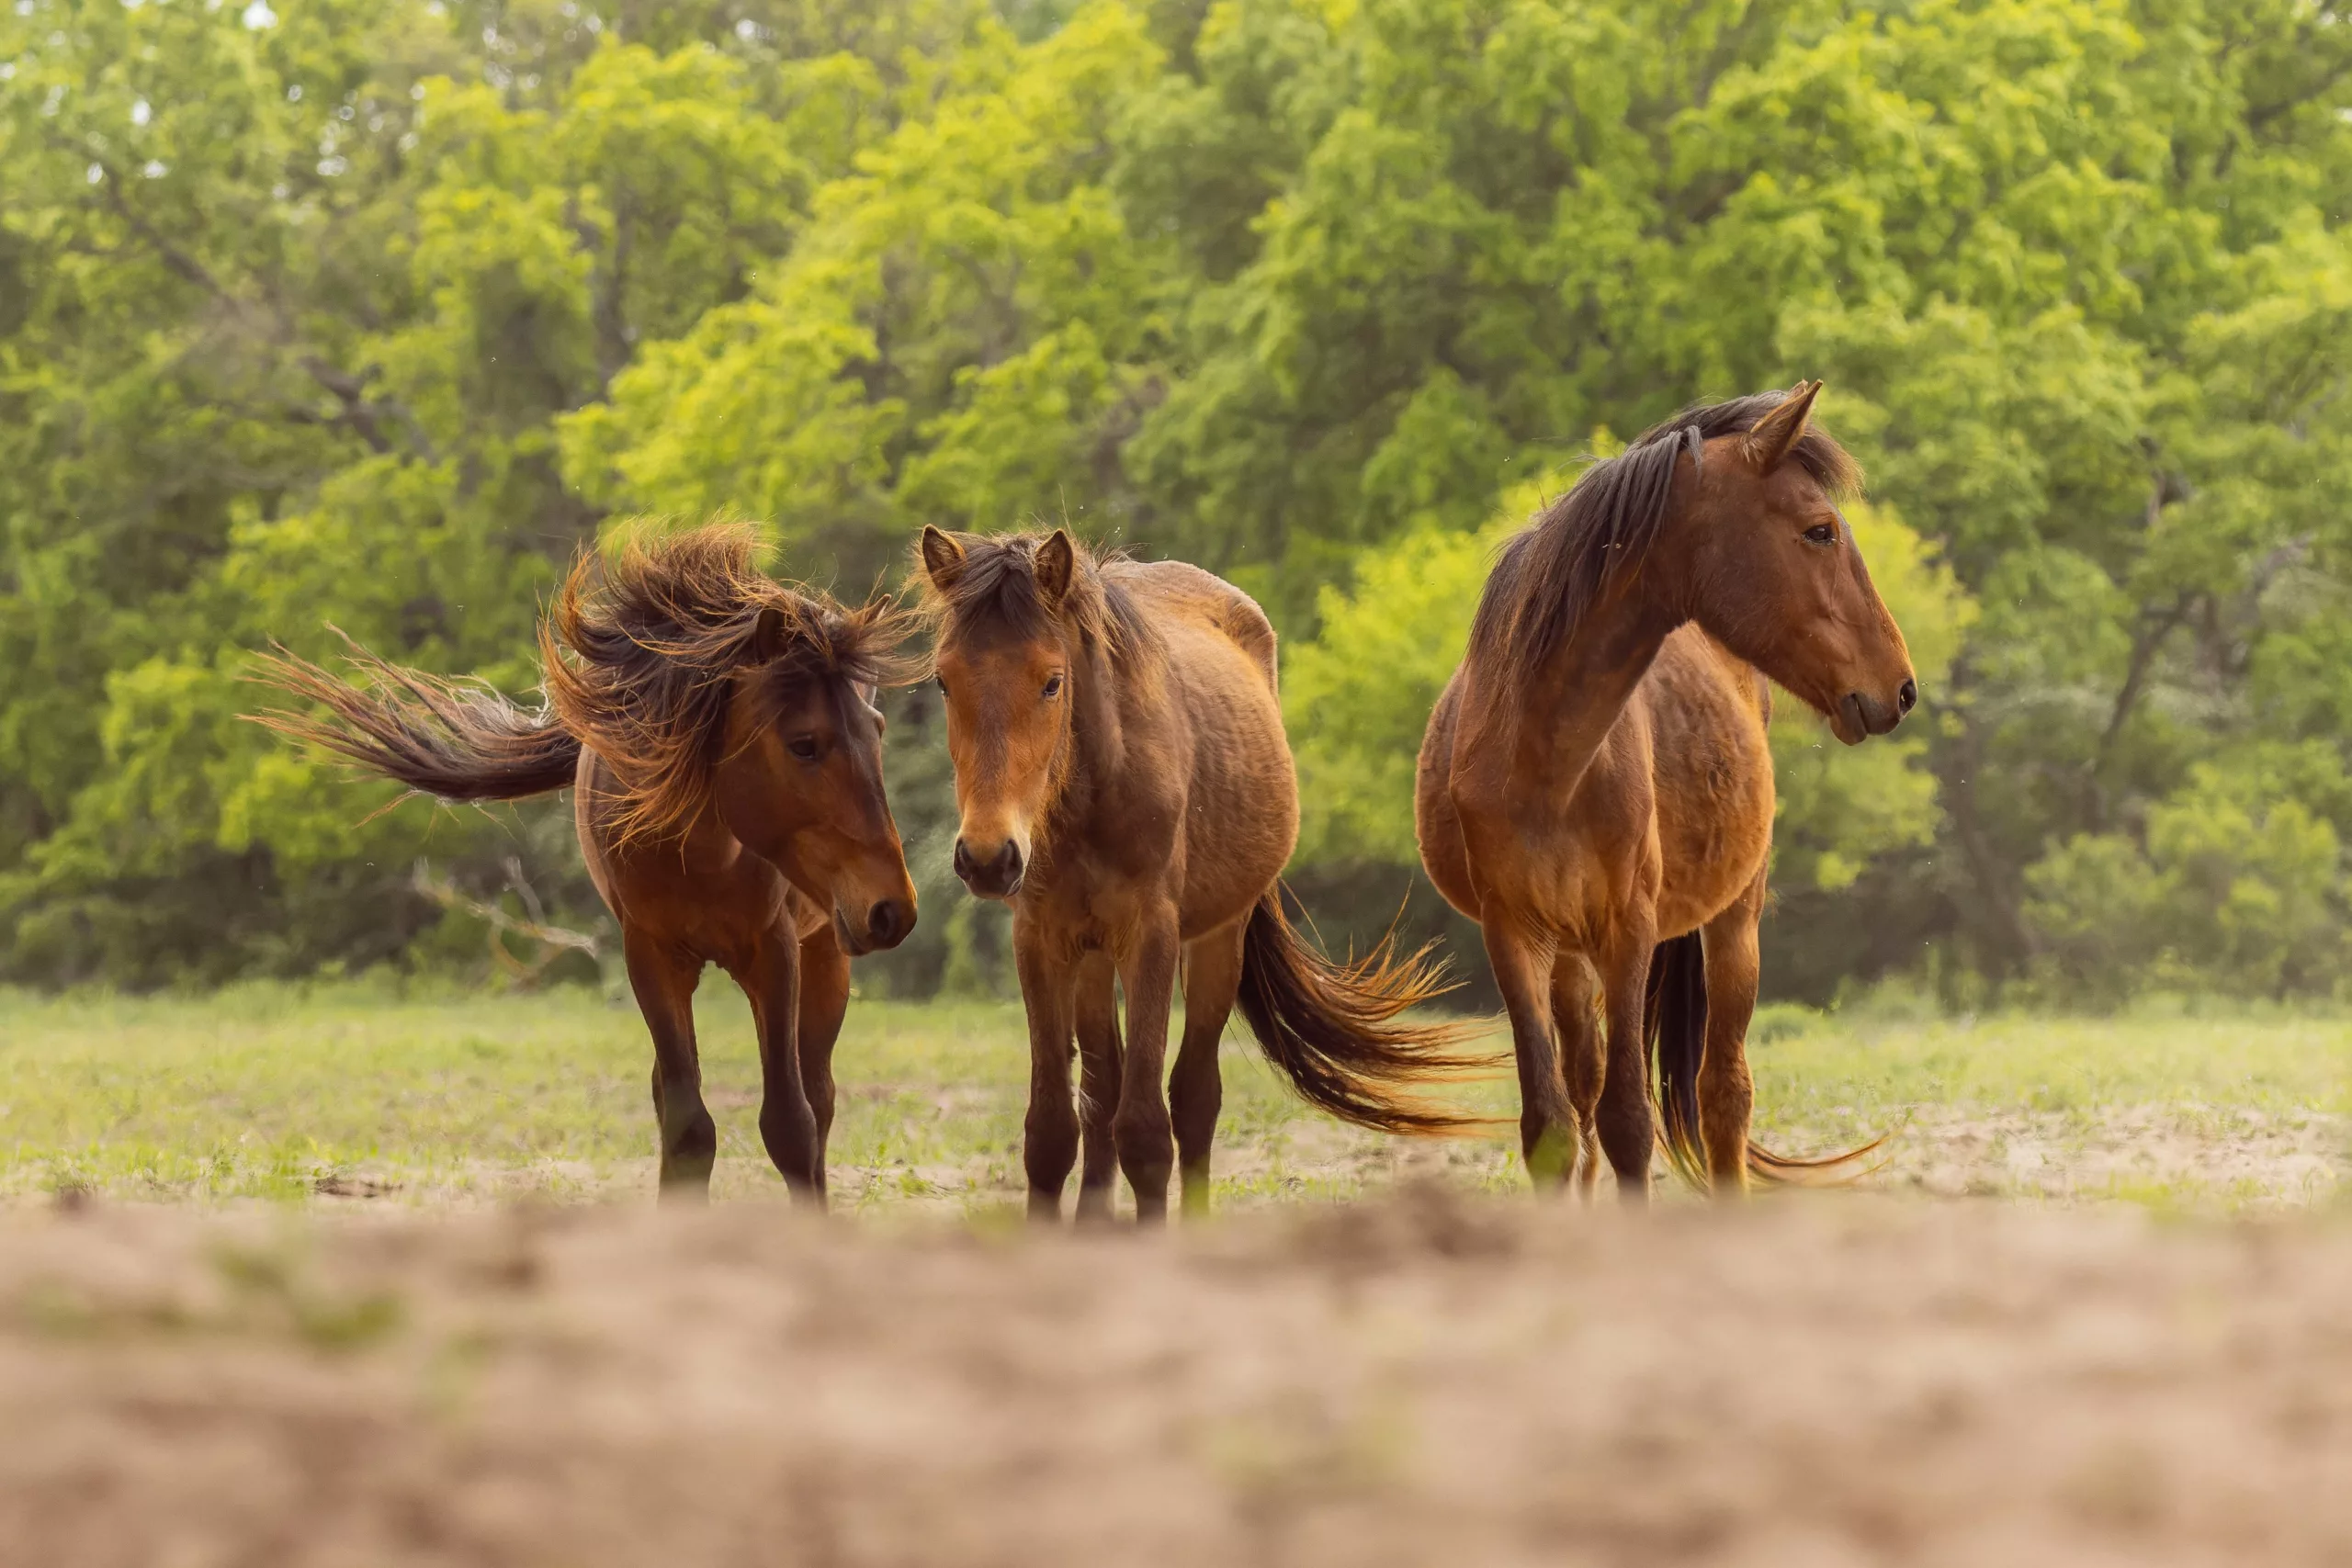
[1034,530,1076,605]
[750,604,792,665]
[1744,380,1823,472]
[919,525,967,590]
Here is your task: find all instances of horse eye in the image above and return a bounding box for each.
[1804,522,1838,545]
[1042,673,1065,699]
[787,736,820,762]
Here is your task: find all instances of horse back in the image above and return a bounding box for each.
[1108,558,1280,694]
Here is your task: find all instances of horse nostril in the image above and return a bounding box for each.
[952,839,975,882]
[1897,678,1917,716]
[867,900,910,948]
[995,841,1023,885]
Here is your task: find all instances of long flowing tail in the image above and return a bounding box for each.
[248,635,581,802]
[1645,932,1888,1187]
[1233,886,1497,1136]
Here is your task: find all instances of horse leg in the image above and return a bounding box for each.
[1698,871,1767,1196]
[733,929,823,1204]
[796,925,853,1166]
[1014,938,1081,1223]
[1549,954,1605,1201]
[1596,907,1660,1204]
[624,931,716,1201]
[1072,952,1124,1225]
[1171,921,1244,1219]
[1114,906,1182,1225]
[1483,919,1574,1190]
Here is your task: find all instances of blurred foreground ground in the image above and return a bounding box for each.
[5,1191,2350,1566]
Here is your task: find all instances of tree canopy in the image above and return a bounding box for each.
[7,0,2352,1003]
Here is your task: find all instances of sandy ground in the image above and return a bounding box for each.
[6,1189,2351,1566]
[255,1101,2343,1216]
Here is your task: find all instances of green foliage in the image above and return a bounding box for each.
[9,0,2352,1005]
[562,2,1163,581]
[2027,746,2352,1001]
[0,0,989,983]
[1283,514,1513,867]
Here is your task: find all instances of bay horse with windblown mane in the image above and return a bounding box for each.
[254,523,920,1205]
[919,527,1483,1224]
[1418,382,1916,1200]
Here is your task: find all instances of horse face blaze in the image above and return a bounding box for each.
[937,636,1067,899]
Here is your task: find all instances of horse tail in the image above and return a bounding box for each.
[1645,932,1890,1188]
[248,635,581,803]
[1233,886,1498,1136]
[1645,932,1713,1185]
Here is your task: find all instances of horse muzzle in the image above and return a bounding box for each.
[1834,678,1918,744]
[834,897,915,957]
[952,835,1025,900]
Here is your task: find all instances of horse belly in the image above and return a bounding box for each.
[1170,636,1295,936]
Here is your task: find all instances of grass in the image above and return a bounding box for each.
[0,981,2342,1213]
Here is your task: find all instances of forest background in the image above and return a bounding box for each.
[7,0,2352,1009]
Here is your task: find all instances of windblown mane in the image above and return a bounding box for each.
[544,522,917,844]
[916,530,1160,670]
[1463,389,1863,709]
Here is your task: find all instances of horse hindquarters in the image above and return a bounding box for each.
[1412,676,1479,919]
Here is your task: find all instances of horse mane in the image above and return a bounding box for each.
[916,530,1161,671]
[1463,389,1863,708]
[541,521,918,845]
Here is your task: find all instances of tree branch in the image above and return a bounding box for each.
[412,860,600,988]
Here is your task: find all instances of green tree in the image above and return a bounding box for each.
[13,0,2352,1005]
[0,0,998,983]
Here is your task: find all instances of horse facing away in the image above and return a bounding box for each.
[1417,382,1917,1201]
[254,523,921,1205]
[919,528,1485,1224]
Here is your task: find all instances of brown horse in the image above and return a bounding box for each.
[254,523,920,1205]
[918,527,1480,1224]
[1417,383,1916,1201]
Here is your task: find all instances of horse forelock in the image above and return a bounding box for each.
[1462,389,1861,713]
[921,531,1159,672]
[542,522,915,844]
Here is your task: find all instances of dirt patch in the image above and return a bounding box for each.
[5,1192,2351,1564]
[1871,1105,2343,1208]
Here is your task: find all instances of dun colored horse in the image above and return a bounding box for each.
[1417,383,1916,1200]
[254,524,919,1204]
[919,528,1481,1224]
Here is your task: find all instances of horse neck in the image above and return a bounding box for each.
[1043,626,1130,843]
[1488,569,1680,795]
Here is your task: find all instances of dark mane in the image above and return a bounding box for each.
[917,530,1160,669]
[1463,389,1863,709]
[543,521,917,844]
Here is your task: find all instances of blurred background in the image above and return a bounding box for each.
[4,0,2349,1011]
